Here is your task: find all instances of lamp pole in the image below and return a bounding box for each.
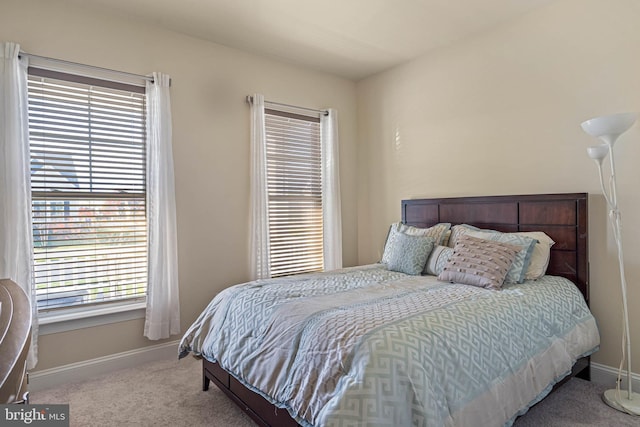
[582,112,640,415]
[603,141,633,410]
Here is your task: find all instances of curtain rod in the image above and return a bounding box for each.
[246,95,328,116]
[19,51,160,85]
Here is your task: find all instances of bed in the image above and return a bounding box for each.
[179,193,599,427]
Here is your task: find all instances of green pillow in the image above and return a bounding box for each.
[385,233,435,275]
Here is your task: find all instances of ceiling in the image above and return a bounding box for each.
[66,0,558,80]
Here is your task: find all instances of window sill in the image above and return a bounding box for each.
[38,301,147,335]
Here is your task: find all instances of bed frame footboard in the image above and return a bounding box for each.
[202,358,300,427]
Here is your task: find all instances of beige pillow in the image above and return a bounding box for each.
[397,222,451,245]
[441,230,452,247]
[515,231,555,280]
[464,230,537,284]
[438,235,520,290]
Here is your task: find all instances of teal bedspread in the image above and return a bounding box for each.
[179,264,599,427]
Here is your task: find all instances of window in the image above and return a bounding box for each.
[265,109,323,277]
[28,67,147,312]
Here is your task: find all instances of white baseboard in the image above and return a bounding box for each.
[590,362,640,391]
[29,340,180,392]
[27,347,640,394]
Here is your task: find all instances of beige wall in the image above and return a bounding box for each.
[356,0,640,373]
[0,0,358,370]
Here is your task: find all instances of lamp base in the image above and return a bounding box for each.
[602,389,640,415]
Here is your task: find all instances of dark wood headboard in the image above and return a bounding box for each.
[401,193,588,303]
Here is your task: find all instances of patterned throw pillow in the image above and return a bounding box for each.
[397,222,451,245]
[438,235,520,290]
[447,224,481,248]
[382,222,451,271]
[425,245,455,276]
[385,233,436,275]
[465,230,537,284]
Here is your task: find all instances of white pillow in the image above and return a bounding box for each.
[514,231,555,280]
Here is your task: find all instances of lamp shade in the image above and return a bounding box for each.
[581,112,638,146]
[586,144,609,163]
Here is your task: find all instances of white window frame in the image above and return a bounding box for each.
[27,65,149,331]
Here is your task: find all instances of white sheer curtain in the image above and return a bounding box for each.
[144,72,180,340]
[321,109,343,270]
[0,41,38,368]
[249,94,270,280]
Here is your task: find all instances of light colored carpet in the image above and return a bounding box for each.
[512,378,639,427]
[31,357,639,427]
[31,357,255,427]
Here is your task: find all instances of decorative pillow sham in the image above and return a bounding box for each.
[381,222,451,270]
[515,231,555,280]
[438,235,520,290]
[425,245,454,276]
[397,222,451,245]
[466,230,536,284]
[385,233,436,276]
[447,224,481,248]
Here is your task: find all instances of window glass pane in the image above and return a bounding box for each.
[28,71,147,311]
[265,110,323,277]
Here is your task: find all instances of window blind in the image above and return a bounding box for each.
[265,109,323,277]
[28,68,148,311]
